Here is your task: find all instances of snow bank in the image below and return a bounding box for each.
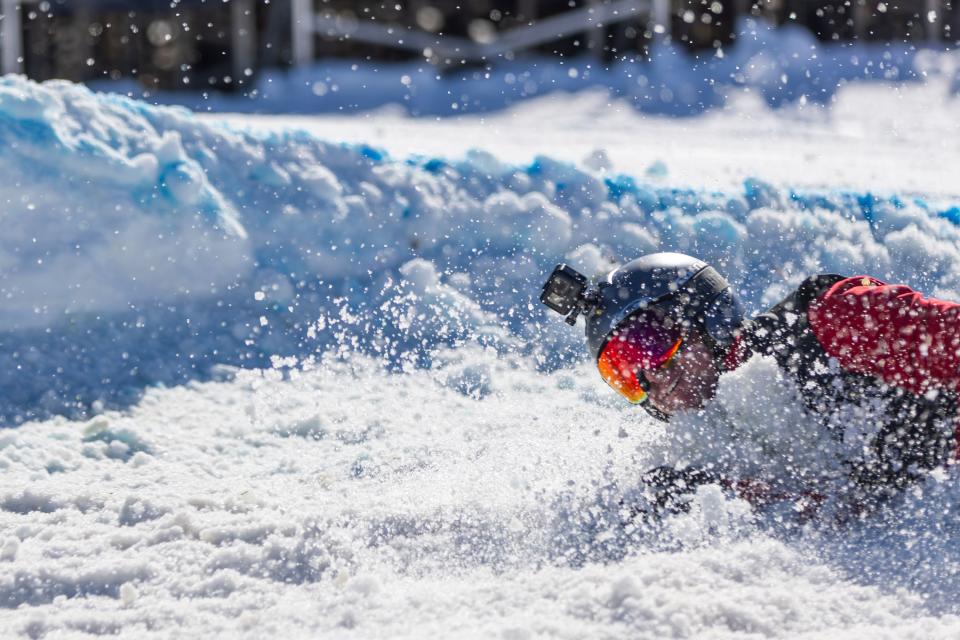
[0,80,247,328]
[2,73,960,426]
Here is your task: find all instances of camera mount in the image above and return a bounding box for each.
[539,264,600,325]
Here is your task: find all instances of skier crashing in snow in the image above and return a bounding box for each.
[541,253,960,518]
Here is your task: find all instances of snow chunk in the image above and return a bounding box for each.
[0,538,19,562]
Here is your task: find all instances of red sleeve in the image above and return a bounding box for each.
[807,276,960,394]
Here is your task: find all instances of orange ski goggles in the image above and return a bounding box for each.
[597,311,683,404]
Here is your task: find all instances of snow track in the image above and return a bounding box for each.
[4,355,960,638]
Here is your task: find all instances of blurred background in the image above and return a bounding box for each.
[0,0,953,93]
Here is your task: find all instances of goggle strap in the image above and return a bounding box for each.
[637,372,650,395]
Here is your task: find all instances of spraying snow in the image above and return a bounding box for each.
[3,26,960,636]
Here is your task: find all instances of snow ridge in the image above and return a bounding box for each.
[2,75,960,424]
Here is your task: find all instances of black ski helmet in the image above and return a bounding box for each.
[584,252,744,361]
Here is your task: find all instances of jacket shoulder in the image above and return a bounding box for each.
[767,274,847,315]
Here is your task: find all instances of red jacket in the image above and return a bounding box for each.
[719,276,960,511]
[806,276,960,395]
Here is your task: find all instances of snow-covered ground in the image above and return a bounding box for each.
[4,18,960,638]
[210,78,960,199]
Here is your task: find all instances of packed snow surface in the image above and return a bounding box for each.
[4,22,960,637]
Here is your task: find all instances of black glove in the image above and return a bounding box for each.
[639,465,720,516]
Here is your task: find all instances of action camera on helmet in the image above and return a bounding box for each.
[540,264,596,325]
[541,253,745,354]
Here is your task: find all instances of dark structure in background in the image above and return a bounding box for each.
[2,0,271,91]
[293,0,734,64]
[762,0,952,42]
[0,0,741,90]
[1,0,958,91]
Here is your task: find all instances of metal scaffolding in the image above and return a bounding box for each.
[291,0,670,65]
[291,0,672,68]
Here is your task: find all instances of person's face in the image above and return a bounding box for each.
[641,331,720,415]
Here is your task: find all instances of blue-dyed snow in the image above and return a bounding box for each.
[358,145,385,162]
[939,207,960,225]
[422,158,447,174]
[604,176,637,202]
